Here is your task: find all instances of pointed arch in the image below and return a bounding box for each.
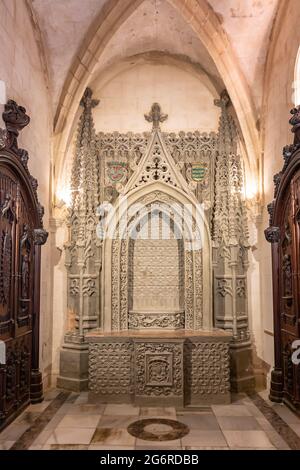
[53,0,260,203]
[101,180,212,331]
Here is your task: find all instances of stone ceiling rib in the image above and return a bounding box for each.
[50,0,262,203]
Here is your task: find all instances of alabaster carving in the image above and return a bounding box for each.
[61,89,252,398]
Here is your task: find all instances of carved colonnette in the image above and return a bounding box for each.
[212,91,253,392]
[58,89,102,391]
[87,331,231,406]
[0,100,48,430]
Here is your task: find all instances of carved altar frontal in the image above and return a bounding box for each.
[87,330,231,406]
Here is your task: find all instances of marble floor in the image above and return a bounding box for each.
[0,389,300,450]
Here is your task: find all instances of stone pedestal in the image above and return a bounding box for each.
[87,329,231,406]
[230,341,255,393]
[57,332,89,392]
[30,369,44,404]
[269,368,284,403]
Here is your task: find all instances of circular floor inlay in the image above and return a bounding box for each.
[127,418,189,441]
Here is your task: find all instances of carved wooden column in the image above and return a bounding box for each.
[57,88,101,391]
[212,91,255,392]
[265,217,282,402]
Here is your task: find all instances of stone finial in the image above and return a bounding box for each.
[144,103,168,130]
[1,99,30,154]
[80,87,99,110]
[214,90,230,110]
[2,99,30,136]
[33,228,48,246]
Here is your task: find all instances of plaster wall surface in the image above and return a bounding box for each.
[259,0,300,374]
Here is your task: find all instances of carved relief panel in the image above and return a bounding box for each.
[280,195,295,329]
[163,131,217,209]
[0,173,16,338]
[96,130,217,208]
[128,210,185,329]
[96,132,150,202]
[134,340,184,406]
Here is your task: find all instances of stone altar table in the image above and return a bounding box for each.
[86,329,231,406]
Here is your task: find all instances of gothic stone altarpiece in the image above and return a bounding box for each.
[57,89,254,405]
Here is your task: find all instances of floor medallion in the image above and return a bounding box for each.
[127,418,189,441]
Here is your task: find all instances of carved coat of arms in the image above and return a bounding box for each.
[107,161,127,183]
[191,163,206,182]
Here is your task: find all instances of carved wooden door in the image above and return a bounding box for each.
[0,99,47,430]
[266,108,300,412]
[278,171,300,406]
[0,165,35,426]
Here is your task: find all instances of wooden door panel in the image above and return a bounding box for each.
[0,170,17,341]
[16,189,35,333]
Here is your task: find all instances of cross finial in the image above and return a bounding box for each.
[80,87,99,110]
[144,103,168,130]
[214,90,230,110]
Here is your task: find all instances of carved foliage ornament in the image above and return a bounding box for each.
[0,100,48,239]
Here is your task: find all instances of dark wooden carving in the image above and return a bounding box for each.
[265,106,300,412]
[0,100,48,430]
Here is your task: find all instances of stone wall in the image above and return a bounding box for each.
[258,0,300,380]
[91,62,220,134]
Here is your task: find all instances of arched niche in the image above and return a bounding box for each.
[101,181,212,332]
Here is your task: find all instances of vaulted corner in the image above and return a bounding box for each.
[50,0,261,209]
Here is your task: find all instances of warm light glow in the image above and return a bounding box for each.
[293,47,300,106]
[245,178,258,201]
[56,186,72,208]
